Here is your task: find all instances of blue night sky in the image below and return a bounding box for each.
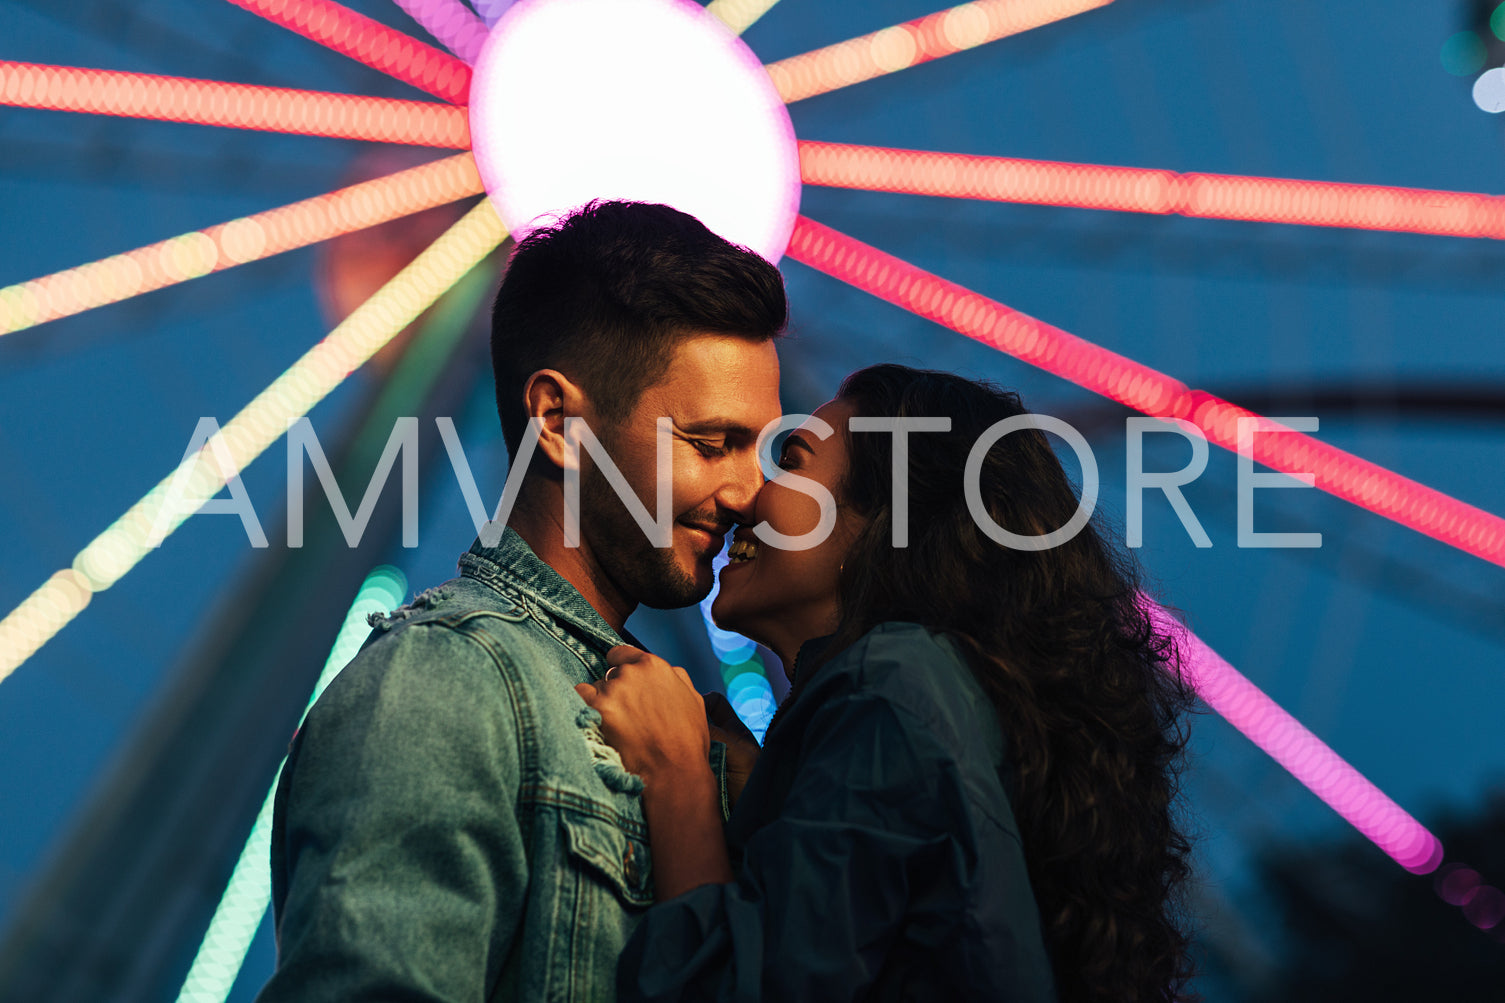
[2,1,1503,998]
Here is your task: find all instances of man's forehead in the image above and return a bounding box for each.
[638,334,781,426]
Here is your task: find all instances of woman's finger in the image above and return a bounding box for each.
[606,644,647,667]
[671,665,698,694]
[575,682,598,704]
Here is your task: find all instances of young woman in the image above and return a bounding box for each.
[577,364,1197,1002]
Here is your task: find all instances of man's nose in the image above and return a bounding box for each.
[720,446,766,521]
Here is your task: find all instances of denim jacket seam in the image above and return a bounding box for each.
[448,618,541,782]
[459,554,619,664]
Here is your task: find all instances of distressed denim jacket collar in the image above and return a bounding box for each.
[456,526,638,679]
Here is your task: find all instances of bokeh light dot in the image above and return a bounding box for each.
[1473,67,1505,113]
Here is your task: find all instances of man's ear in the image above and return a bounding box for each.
[524,369,588,472]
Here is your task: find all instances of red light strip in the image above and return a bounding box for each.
[799,141,1505,240]
[224,0,471,105]
[0,62,470,148]
[785,215,1505,567]
[0,153,483,337]
[766,0,1111,104]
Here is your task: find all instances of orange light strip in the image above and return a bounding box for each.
[224,0,472,105]
[766,0,1111,104]
[0,153,483,337]
[0,60,470,147]
[0,202,508,684]
[786,215,1505,567]
[799,141,1505,239]
[0,62,470,148]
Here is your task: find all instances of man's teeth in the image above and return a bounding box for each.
[727,539,758,563]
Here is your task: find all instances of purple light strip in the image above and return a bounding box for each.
[1144,598,1444,874]
[393,0,490,64]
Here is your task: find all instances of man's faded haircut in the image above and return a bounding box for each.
[490,199,788,460]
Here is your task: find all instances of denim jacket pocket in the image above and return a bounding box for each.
[559,807,653,908]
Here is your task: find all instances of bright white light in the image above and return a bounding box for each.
[469,0,800,262]
[1474,67,1505,113]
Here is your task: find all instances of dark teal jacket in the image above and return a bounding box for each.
[619,622,1058,1003]
[256,528,725,1002]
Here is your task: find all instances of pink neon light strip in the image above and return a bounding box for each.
[224,0,472,105]
[393,0,490,65]
[1143,600,1443,874]
[785,215,1505,568]
[0,62,470,148]
[799,141,1505,240]
[766,0,1111,104]
[0,153,483,337]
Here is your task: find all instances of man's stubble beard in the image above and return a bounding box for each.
[578,456,708,611]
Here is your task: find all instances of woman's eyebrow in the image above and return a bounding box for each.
[783,431,816,455]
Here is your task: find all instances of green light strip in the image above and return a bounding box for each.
[174,565,407,1003]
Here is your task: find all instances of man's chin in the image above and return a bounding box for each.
[634,550,714,610]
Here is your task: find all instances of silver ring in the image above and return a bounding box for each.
[604,666,620,681]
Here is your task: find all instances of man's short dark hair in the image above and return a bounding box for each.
[490,200,788,459]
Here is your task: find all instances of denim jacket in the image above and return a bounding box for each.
[617,622,1057,1002]
[257,528,725,1002]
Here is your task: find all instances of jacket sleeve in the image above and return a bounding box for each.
[255,623,528,1003]
[617,686,975,1003]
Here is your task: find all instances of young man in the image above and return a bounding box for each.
[256,202,786,1002]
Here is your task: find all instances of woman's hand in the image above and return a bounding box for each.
[578,647,734,899]
[704,691,761,808]
[576,645,710,785]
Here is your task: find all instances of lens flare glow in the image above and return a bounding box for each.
[1,153,483,337]
[0,62,469,147]
[1144,600,1443,874]
[766,0,1112,104]
[174,566,408,1003]
[798,141,1505,240]
[224,0,472,104]
[786,215,1505,568]
[468,0,800,262]
[0,203,506,684]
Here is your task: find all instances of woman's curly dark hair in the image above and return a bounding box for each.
[817,364,1198,1003]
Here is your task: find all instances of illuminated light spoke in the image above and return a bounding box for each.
[472,0,513,28]
[0,202,506,684]
[798,141,1505,240]
[223,0,471,104]
[706,0,781,35]
[785,215,1505,568]
[1,153,483,337]
[1144,601,1444,875]
[175,566,407,1003]
[393,0,490,64]
[766,0,1111,104]
[0,62,470,147]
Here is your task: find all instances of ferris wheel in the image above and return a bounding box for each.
[2,0,1504,998]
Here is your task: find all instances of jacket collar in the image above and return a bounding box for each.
[458,526,639,654]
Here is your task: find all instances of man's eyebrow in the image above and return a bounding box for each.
[675,419,756,437]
